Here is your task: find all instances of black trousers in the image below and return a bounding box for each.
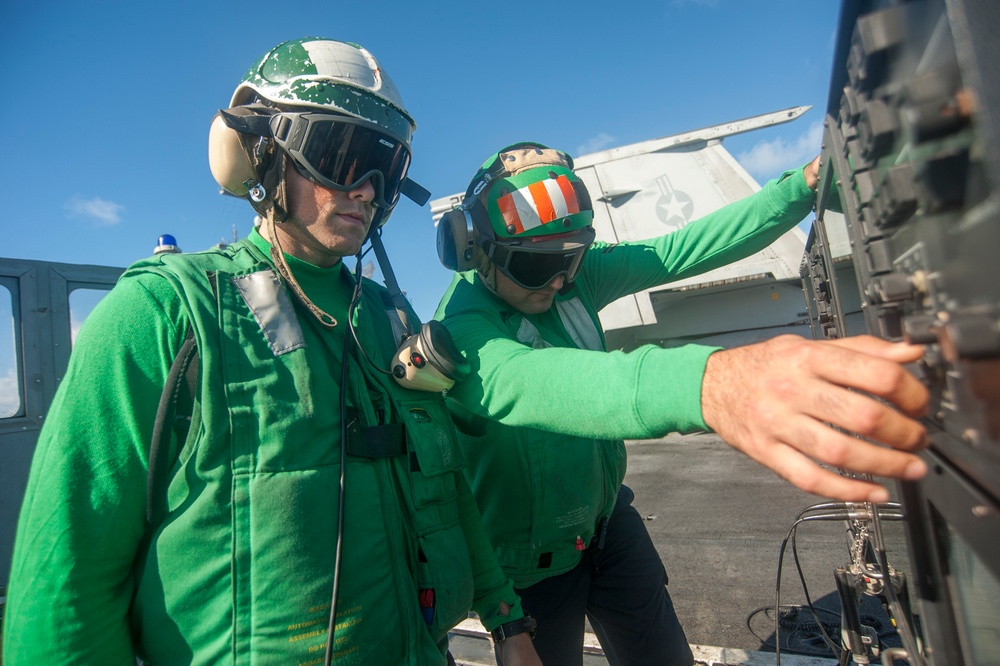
[506,486,694,666]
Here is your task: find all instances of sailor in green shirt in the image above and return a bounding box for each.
[434,143,930,665]
[3,40,540,666]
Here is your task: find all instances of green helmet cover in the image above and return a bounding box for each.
[231,37,415,147]
[465,143,594,241]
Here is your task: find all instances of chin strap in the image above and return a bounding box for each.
[252,153,340,330]
[264,208,339,329]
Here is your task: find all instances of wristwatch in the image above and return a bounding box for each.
[490,614,537,642]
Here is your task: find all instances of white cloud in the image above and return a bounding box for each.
[65,195,125,226]
[576,132,617,157]
[71,313,85,344]
[736,120,824,183]
[0,366,20,418]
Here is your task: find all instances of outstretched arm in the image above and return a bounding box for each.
[701,334,929,502]
[580,157,821,308]
[803,155,820,190]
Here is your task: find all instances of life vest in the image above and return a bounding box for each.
[127,238,474,665]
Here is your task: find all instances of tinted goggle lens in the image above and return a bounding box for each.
[272,113,411,209]
[499,245,586,290]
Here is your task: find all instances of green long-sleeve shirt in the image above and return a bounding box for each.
[4,230,521,664]
[434,166,815,585]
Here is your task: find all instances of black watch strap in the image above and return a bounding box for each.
[490,614,537,642]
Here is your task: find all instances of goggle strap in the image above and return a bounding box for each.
[400,177,431,206]
[481,238,499,262]
[218,107,274,138]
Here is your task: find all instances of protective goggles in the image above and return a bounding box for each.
[484,227,595,290]
[268,112,411,210]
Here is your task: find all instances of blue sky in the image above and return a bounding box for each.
[1,0,841,322]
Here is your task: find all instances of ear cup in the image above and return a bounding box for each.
[437,209,477,271]
[208,114,257,196]
[418,320,470,381]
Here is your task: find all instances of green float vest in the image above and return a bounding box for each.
[126,239,474,665]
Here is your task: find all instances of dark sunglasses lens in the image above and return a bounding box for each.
[299,120,410,205]
[506,249,579,289]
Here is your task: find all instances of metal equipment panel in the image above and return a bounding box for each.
[803,1,1000,663]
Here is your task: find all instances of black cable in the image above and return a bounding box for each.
[772,503,850,662]
[746,605,841,648]
[323,256,365,666]
[773,505,907,664]
[775,511,852,664]
[748,601,899,659]
[792,523,843,657]
[792,510,905,659]
[345,243,405,378]
[842,476,924,664]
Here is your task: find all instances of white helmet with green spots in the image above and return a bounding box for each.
[231,37,415,147]
[208,37,425,231]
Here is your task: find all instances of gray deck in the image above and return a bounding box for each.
[450,432,910,665]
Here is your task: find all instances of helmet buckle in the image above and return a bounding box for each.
[252,137,270,163]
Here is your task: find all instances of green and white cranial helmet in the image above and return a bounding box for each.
[210,37,425,232]
[462,143,596,290]
[231,37,415,147]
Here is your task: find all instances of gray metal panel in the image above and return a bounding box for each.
[0,257,122,588]
[603,277,813,352]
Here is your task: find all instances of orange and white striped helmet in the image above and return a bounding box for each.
[459,143,596,289]
[466,143,593,239]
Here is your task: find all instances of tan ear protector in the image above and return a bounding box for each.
[208,108,291,225]
[208,113,259,197]
[436,207,478,272]
[392,320,471,392]
[365,233,470,393]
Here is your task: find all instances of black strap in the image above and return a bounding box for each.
[147,328,199,527]
[490,615,537,642]
[344,407,406,458]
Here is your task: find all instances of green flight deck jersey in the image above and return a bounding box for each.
[435,166,815,587]
[4,230,522,665]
